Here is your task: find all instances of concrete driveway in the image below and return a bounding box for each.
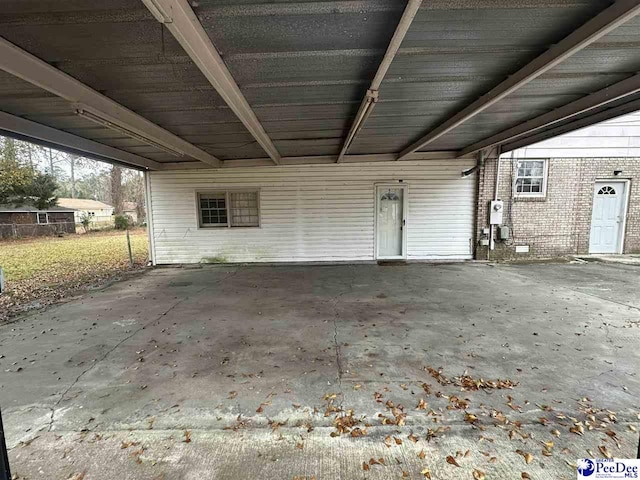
[1,262,639,479]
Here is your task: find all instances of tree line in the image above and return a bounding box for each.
[0,137,145,220]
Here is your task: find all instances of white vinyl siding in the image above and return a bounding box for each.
[509,111,640,158]
[148,160,476,264]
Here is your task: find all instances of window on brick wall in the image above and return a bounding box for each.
[197,191,260,228]
[514,159,548,198]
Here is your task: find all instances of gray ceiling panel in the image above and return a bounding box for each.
[196,1,404,54]
[225,51,381,85]
[273,138,342,157]
[202,143,268,160]
[2,0,640,167]
[0,1,268,161]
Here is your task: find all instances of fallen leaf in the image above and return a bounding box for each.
[569,424,584,436]
[472,469,486,480]
[362,462,370,471]
[183,430,191,443]
[515,449,533,464]
[465,413,479,424]
[421,467,432,479]
[521,473,531,479]
[598,445,612,459]
[446,455,461,467]
[418,450,426,460]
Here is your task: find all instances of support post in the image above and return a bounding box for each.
[0,408,11,480]
[143,171,156,266]
[126,229,134,268]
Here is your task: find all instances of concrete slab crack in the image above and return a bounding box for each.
[46,269,237,432]
[329,267,354,405]
[332,313,343,388]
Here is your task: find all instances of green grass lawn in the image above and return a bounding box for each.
[0,229,148,320]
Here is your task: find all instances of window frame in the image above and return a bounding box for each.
[513,158,549,198]
[36,212,49,224]
[196,190,261,229]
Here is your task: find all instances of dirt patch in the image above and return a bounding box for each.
[0,229,148,323]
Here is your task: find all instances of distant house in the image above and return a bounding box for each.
[57,198,114,226]
[123,202,139,224]
[0,205,76,238]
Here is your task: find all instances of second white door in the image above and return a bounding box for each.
[376,185,406,259]
[589,181,627,254]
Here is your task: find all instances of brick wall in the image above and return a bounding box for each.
[476,157,640,259]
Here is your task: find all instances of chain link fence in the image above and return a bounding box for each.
[0,222,76,239]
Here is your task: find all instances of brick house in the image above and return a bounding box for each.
[476,112,640,260]
[0,206,76,239]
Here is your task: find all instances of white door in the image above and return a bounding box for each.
[376,185,406,259]
[589,181,627,254]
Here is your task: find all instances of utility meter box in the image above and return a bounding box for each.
[489,200,504,225]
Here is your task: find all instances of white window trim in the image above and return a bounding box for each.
[195,190,261,229]
[37,212,49,224]
[513,158,548,198]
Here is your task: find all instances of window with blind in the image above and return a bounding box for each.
[198,191,260,228]
[514,159,548,198]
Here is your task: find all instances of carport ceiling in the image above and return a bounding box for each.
[1,0,640,170]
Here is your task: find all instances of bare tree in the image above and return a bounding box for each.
[65,154,87,198]
[110,165,124,214]
[122,171,146,224]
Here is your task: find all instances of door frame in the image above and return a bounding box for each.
[374,183,408,260]
[589,179,631,254]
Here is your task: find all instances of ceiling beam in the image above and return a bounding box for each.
[0,37,220,168]
[0,111,162,170]
[337,0,422,163]
[458,73,640,157]
[158,151,466,170]
[501,97,640,153]
[142,0,282,165]
[396,0,640,159]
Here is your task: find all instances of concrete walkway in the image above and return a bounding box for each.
[1,262,639,479]
[575,254,640,266]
